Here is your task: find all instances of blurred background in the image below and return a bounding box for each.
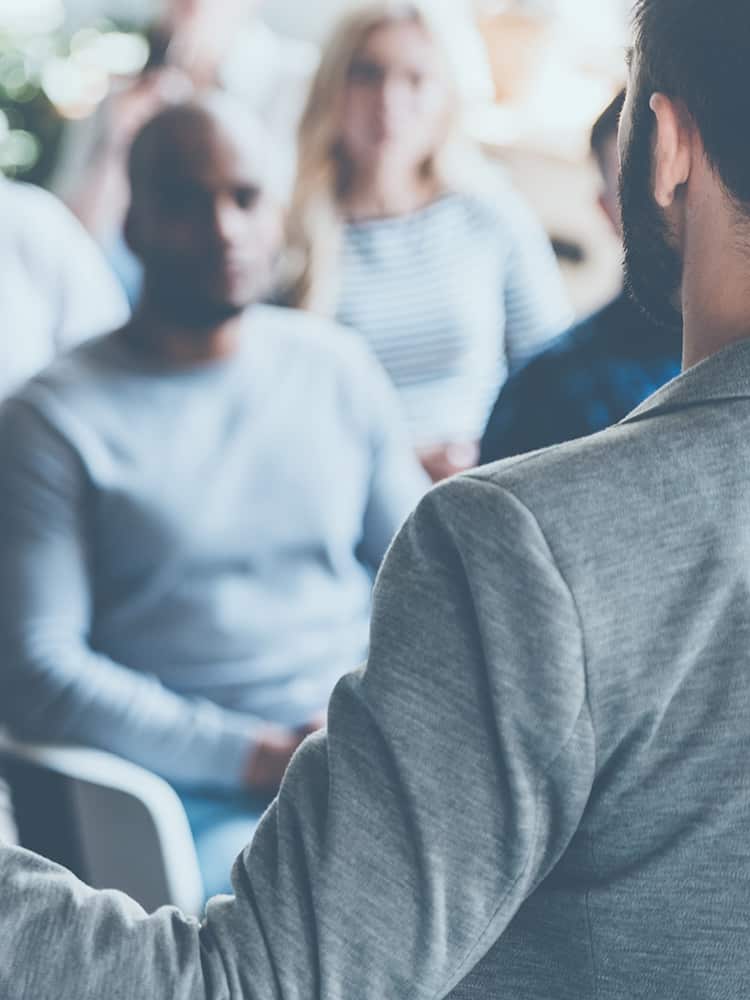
[0,0,629,316]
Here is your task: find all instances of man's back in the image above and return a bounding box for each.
[452,339,750,997]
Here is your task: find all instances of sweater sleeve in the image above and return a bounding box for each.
[0,397,263,790]
[498,186,573,375]
[355,345,430,570]
[0,472,594,999]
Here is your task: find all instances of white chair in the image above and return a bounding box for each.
[0,731,204,915]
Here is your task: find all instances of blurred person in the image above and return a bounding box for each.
[55,0,318,303]
[172,0,319,128]
[480,90,682,461]
[0,96,426,899]
[0,175,128,857]
[282,2,572,483]
[9,1,750,997]
[0,176,129,399]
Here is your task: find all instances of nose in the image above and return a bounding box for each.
[375,75,407,118]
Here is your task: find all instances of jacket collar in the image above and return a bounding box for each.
[621,336,750,425]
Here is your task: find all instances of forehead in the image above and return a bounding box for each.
[356,20,441,70]
[159,122,267,191]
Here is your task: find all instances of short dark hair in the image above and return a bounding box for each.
[633,0,750,207]
[590,90,626,166]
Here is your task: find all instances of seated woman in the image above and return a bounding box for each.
[281,1,572,481]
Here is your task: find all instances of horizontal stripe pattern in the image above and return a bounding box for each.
[336,190,572,447]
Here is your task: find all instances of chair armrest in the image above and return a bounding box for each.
[0,730,204,914]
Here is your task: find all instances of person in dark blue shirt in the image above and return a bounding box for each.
[480,91,682,463]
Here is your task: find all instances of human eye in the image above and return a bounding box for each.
[235,186,260,210]
[348,58,383,86]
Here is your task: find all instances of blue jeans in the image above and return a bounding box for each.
[178,788,275,900]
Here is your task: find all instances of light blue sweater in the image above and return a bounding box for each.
[0,305,427,789]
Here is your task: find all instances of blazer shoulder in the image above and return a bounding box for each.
[474,419,651,513]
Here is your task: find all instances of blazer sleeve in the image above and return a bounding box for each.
[0,474,595,1000]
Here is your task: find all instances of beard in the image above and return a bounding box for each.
[142,257,249,332]
[619,91,684,330]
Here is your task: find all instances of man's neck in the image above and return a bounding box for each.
[124,301,247,366]
[681,193,750,370]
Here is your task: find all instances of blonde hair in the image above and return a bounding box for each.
[285,1,492,314]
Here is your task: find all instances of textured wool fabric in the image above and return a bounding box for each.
[3,339,750,998]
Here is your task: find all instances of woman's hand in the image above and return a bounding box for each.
[418,442,479,483]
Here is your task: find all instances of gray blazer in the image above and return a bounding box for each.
[3,339,750,999]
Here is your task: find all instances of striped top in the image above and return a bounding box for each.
[336,188,572,447]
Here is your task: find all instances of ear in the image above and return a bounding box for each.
[650,93,691,208]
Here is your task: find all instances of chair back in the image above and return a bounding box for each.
[0,734,204,915]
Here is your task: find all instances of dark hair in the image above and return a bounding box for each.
[633,0,750,207]
[590,89,626,166]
